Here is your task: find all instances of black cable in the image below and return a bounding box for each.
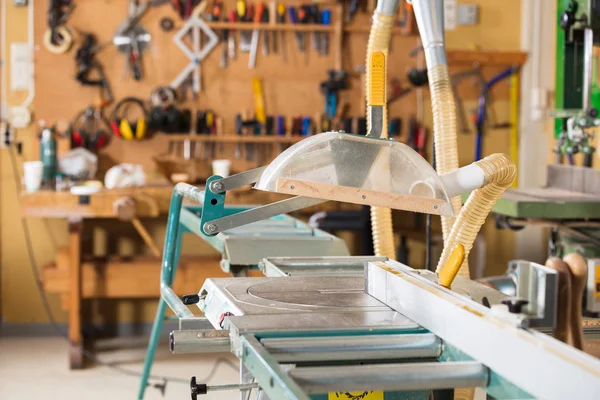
[7,147,237,392]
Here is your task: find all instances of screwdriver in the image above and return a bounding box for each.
[261,3,270,56]
[308,3,320,53]
[211,1,227,68]
[235,114,243,159]
[321,9,331,55]
[288,6,303,52]
[269,2,278,53]
[277,3,287,63]
[298,5,309,63]
[249,2,264,68]
[228,10,237,60]
[237,0,251,52]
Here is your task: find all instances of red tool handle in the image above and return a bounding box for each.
[254,2,264,23]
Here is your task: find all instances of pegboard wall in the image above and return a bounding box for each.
[33,0,515,176]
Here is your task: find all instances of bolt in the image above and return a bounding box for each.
[211,181,224,193]
[204,223,218,234]
[290,185,295,190]
[433,205,438,209]
[361,194,366,199]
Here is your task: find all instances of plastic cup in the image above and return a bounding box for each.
[212,159,231,178]
[23,161,43,193]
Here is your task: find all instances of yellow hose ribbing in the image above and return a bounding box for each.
[428,65,462,241]
[436,153,517,277]
[366,12,396,259]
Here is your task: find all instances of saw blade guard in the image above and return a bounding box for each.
[254,131,454,216]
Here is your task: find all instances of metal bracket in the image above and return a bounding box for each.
[200,167,326,236]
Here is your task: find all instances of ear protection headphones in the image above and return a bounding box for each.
[110,97,149,140]
[68,106,111,152]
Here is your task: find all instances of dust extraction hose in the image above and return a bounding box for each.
[436,154,516,277]
[365,5,397,259]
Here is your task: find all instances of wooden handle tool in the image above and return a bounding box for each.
[546,257,572,344]
[564,252,588,350]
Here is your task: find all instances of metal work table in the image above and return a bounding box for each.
[138,185,350,399]
[491,165,600,256]
[492,165,600,219]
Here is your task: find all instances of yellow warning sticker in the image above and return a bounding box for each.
[328,391,384,400]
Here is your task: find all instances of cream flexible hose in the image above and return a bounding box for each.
[365,3,397,259]
[436,154,517,278]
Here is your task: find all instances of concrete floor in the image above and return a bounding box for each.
[0,337,240,400]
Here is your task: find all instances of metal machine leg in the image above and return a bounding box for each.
[138,202,185,399]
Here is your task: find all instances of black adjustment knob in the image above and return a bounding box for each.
[561,10,575,30]
[182,294,200,305]
[501,298,529,314]
[589,108,599,118]
[190,376,208,400]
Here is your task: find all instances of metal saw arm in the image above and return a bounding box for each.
[198,167,326,236]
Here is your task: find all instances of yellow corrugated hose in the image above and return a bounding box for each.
[365,12,396,259]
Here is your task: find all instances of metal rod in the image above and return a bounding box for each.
[261,333,441,362]
[170,329,231,354]
[583,28,594,111]
[160,183,206,319]
[206,196,326,234]
[207,383,259,392]
[288,361,488,394]
[211,166,268,193]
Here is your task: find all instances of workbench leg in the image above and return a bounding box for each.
[68,219,84,370]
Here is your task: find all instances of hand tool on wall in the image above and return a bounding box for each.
[288,6,303,52]
[320,70,349,119]
[397,0,414,35]
[451,67,486,134]
[563,253,588,350]
[320,9,331,55]
[348,0,360,22]
[44,0,74,54]
[277,3,287,62]
[474,66,518,161]
[113,0,151,81]
[235,114,243,159]
[209,0,226,68]
[249,2,265,68]
[386,78,411,106]
[238,0,252,52]
[220,20,230,69]
[170,3,219,95]
[298,5,309,63]
[228,10,238,60]
[269,2,278,53]
[308,3,320,53]
[75,33,114,105]
[262,4,271,56]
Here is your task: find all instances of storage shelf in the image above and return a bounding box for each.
[206,21,334,32]
[166,134,305,144]
[446,50,528,66]
[343,26,416,35]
